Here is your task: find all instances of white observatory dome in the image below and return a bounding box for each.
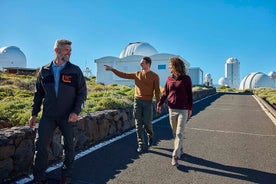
[226,57,239,64]
[204,73,211,81]
[218,77,229,86]
[119,42,158,58]
[239,72,275,90]
[204,73,212,84]
[205,73,211,79]
[268,71,276,79]
[0,46,27,70]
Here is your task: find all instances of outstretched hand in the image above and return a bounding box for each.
[104,65,113,71]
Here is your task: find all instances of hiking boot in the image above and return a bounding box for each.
[171,156,179,166]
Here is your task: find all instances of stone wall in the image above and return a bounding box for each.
[0,88,216,183]
[0,127,36,182]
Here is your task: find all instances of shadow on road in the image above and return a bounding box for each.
[49,133,145,184]
[180,153,276,184]
[150,147,276,184]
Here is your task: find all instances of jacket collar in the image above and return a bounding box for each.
[171,74,185,80]
[43,61,71,70]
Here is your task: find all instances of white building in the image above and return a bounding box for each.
[0,46,27,70]
[239,72,275,90]
[225,57,240,89]
[189,67,203,85]
[204,73,213,86]
[95,42,192,86]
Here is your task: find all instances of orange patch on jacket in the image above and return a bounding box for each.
[62,75,72,83]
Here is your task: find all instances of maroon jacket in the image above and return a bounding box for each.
[158,74,193,110]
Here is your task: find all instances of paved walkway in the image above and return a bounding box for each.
[21,93,276,184]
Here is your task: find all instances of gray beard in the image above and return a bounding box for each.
[61,57,69,62]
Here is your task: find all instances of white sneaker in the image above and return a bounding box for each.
[171,156,179,166]
[137,145,144,153]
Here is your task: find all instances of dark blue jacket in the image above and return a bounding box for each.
[31,61,87,118]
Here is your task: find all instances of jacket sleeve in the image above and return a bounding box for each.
[31,69,45,116]
[154,74,161,102]
[157,79,169,107]
[72,67,87,115]
[111,68,136,79]
[186,76,193,110]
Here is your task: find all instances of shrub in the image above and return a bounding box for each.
[0,86,15,100]
[4,72,274,126]
[0,97,32,126]
[253,88,276,107]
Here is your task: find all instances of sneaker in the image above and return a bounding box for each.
[137,145,144,153]
[147,137,153,147]
[171,156,179,166]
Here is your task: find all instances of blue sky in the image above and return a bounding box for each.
[1,0,275,84]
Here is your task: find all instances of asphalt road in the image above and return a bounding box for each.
[26,92,276,184]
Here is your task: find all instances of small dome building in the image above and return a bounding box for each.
[268,71,276,79]
[0,46,27,70]
[204,73,213,86]
[119,42,158,58]
[218,77,229,86]
[239,72,275,90]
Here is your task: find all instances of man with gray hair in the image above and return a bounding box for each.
[29,39,87,184]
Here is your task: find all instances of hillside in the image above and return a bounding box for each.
[0,72,275,127]
[0,72,134,127]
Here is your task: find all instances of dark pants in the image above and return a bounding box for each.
[133,98,153,147]
[33,115,75,181]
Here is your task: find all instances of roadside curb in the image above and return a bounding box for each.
[253,95,276,126]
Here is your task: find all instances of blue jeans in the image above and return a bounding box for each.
[33,115,75,181]
[133,98,153,147]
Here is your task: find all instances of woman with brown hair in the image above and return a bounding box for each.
[157,57,193,166]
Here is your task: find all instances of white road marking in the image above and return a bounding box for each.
[186,127,276,137]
